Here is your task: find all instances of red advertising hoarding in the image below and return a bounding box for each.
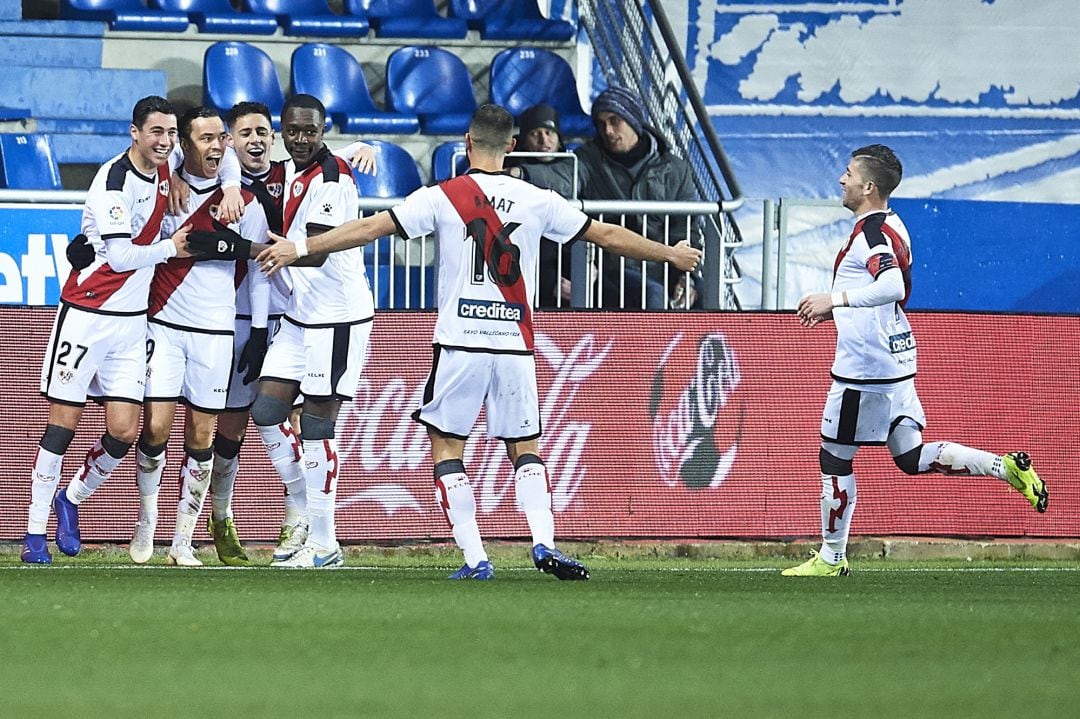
[1,308,1076,543]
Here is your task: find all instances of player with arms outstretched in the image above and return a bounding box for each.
[783,144,1048,577]
[257,104,701,580]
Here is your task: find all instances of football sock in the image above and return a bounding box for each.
[67,433,130,505]
[435,460,487,567]
[28,446,65,535]
[257,421,306,518]
[301,438,338,551]
[514,454,555,548]
[819,473,857,565]
[210,435,242,521]
[173,448,213,547]
[135,440,167,523]
[921,442,1003,478]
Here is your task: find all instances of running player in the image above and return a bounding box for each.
[22,96,194,563]
[127,106,270,567]
[783,144,1048,577]
[256,104,702,580]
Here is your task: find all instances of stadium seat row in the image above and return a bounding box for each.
[1,132,463,193]
[205,42,594,136]
[58,0,575,41]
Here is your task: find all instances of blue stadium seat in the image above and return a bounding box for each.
[0,134,63,190]
[150,0,278,34]
[242,0,368,36]
[448,0,574,41]
[343,0,467,39]
[0,106,30,121]
[203,42,285,126]
[431,141,468,182]
[490,47,593,136]
[58,0,190,32]
[385,46,476,135]
[291,44,419,135]
[351,140,422,198]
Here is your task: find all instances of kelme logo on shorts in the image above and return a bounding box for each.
[458,298,525,322]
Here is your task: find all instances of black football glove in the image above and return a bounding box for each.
[237,326,269,384]
[66,233,95,270]
[187,218,252,260]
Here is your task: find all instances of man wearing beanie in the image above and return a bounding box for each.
[506,104,578,307]
[522,86,700,309]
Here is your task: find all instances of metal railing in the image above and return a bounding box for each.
[4,188,736,311]
[576,0,745,310]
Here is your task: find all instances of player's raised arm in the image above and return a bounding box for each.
[583,221,701,273]
[257,211,398,275]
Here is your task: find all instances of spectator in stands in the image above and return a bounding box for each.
[782,144,1048,578]
[521,86,701,309]
[506,104,576,307]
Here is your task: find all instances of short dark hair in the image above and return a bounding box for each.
[282,94,326,123]
[226,101,272,130]
[851,144,903,198]
[469,104,514,153]
[132,95,176,129]
[178,106,222,144]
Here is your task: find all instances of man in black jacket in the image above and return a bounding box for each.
[522,87,700,309]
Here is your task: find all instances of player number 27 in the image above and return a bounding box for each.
[57,341,88,369]
[466,217,522,287]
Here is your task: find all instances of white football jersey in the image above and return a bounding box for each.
[151,172,269,332]
[830,209,916,384]
[391,170,590,352]
[239,161,289,318]
[282,147,371,325]
[62,152,173,314]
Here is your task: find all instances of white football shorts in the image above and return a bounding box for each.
[223,316,284,411]
[144,322,233,412]
[260,317,371,401]
[820,379,926,446]
[413,345,541,441]
[40,304,148,406]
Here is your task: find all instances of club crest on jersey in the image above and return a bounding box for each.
[266,182,284,198]
[292,182,304,198]
[458,298,525,322]
[57,368,74,385]
[209,203,221,219]
[158,179,170,196]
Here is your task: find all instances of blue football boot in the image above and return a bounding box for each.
[532,544,590,580]
[448,560,495,580]
[53,488,81,556]
[21,533,52,564]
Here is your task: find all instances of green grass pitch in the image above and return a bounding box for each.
[2,548,1078,718]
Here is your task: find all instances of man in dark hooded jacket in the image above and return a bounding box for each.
[521,86,700,309]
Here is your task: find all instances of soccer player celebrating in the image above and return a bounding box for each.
[256,104,701,580]
[783,144,1048,577]
[207,94,373,569]
[128,106,271,567]
[21,96,195,563]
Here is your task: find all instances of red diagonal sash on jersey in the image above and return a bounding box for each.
[440,175,534,349]
[148,187,223,316]
[134,165,171,246]
[61,165,171,309]
[283,164,317,236]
